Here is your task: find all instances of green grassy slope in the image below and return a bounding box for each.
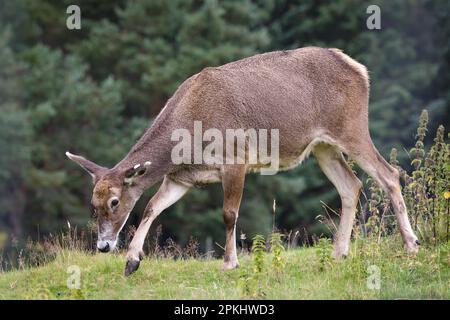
[1,241,449,300]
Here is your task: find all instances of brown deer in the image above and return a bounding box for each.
[66,47,419,276]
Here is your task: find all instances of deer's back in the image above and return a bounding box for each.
[165,47,369,158]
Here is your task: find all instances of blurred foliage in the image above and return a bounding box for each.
[0,0,448,253]
[359,110,450,246]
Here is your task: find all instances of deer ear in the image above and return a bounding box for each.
[65,151,107,182]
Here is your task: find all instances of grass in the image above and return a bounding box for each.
[1,237,449,300]
[1,110,448,300]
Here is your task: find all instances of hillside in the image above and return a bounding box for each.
[1,241,449,299]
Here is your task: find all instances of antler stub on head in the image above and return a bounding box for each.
[123,161,151,185]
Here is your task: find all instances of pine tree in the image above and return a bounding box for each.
[0,28,31,237]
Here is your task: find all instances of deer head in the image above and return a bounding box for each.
[65,151,151,252]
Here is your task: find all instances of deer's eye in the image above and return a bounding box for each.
[108,197,120,211]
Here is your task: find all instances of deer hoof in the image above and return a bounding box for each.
[332,252,348,260]
[332,248,348,260]
[221,261,239,271]
[124,260,140,276]
[405,240,420,254]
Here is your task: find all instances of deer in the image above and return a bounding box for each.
[66,47,420,276]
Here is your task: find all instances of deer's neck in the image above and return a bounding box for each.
[114,120,175,188]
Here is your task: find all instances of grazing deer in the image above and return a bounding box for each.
[66,47,419,276]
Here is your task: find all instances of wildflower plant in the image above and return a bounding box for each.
[364,110,450,246]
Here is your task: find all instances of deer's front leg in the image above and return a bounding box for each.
[124,177,189,276]
[221,165,246,271]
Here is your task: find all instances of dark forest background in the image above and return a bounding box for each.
[0,0,449,254]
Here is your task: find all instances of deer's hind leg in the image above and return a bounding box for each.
[313,143,362,259]
[348,140,419,253]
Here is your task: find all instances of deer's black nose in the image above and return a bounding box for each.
[98,242,110,253]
